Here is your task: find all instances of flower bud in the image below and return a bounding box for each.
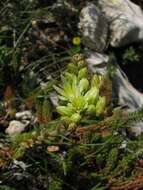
[56,106,75,116]
[95,96,106,116]
[91,74,101,88]
[72,96,86,111]
[78,67,88,80]
[84,87,99,104]
[64,72,77,84]
[79,78,89,93]
[86,104,96,115]
[71,113,81,123]
[67,63,77,74]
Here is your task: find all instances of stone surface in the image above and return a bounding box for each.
[79,3,108,51]
[86,52,109,74]
[98,0,143,47]
[86,52,143,110]
[128,122,143,137]
[15,110,32,120]
[50,92,59,107]
[5,120,26,135]
[112,65,143,110]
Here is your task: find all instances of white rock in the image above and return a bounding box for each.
[79,3,108,51]
[119,140,127,149]
[98,0,143,47]
[112,65,143,110]
[86,52,143,110]
[86,52,109,74]
[49,92,59,107]
[15,111,32,120]
[13,160,28,170]
[5,120,26,135]
[129,122,143,137]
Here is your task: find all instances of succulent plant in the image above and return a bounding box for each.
[55,54,107,125]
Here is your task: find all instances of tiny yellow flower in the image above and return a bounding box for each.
[72,37,81,46]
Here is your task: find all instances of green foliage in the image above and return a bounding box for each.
[105,148,118,172]
[10,119,63,159]
[90,186,107,190]
[48,178,62,190]
[0,186,16,190]
[55,54,107,124]
[107,53,117,79]
[0,0,84,102]
[1,1,143,190]
[0,0,37,99]
[1,106,143,189]
[123,46,139,64]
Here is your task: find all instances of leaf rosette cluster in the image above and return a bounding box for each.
[55,54,106,124]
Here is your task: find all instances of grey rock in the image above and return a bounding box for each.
[13,172,26,181]
[86,52,143,110]
[112,65,143,110]
[98,0,143,47]
[119,140,127,149]
[129,122,143,137]
[86,52,108,74]
[15,110,32,120]
[13,160,29,170]
[5,120,26,135]
[50,92,58,107]
[79,3,108,51]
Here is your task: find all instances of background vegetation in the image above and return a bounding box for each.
[1,1,143,190]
